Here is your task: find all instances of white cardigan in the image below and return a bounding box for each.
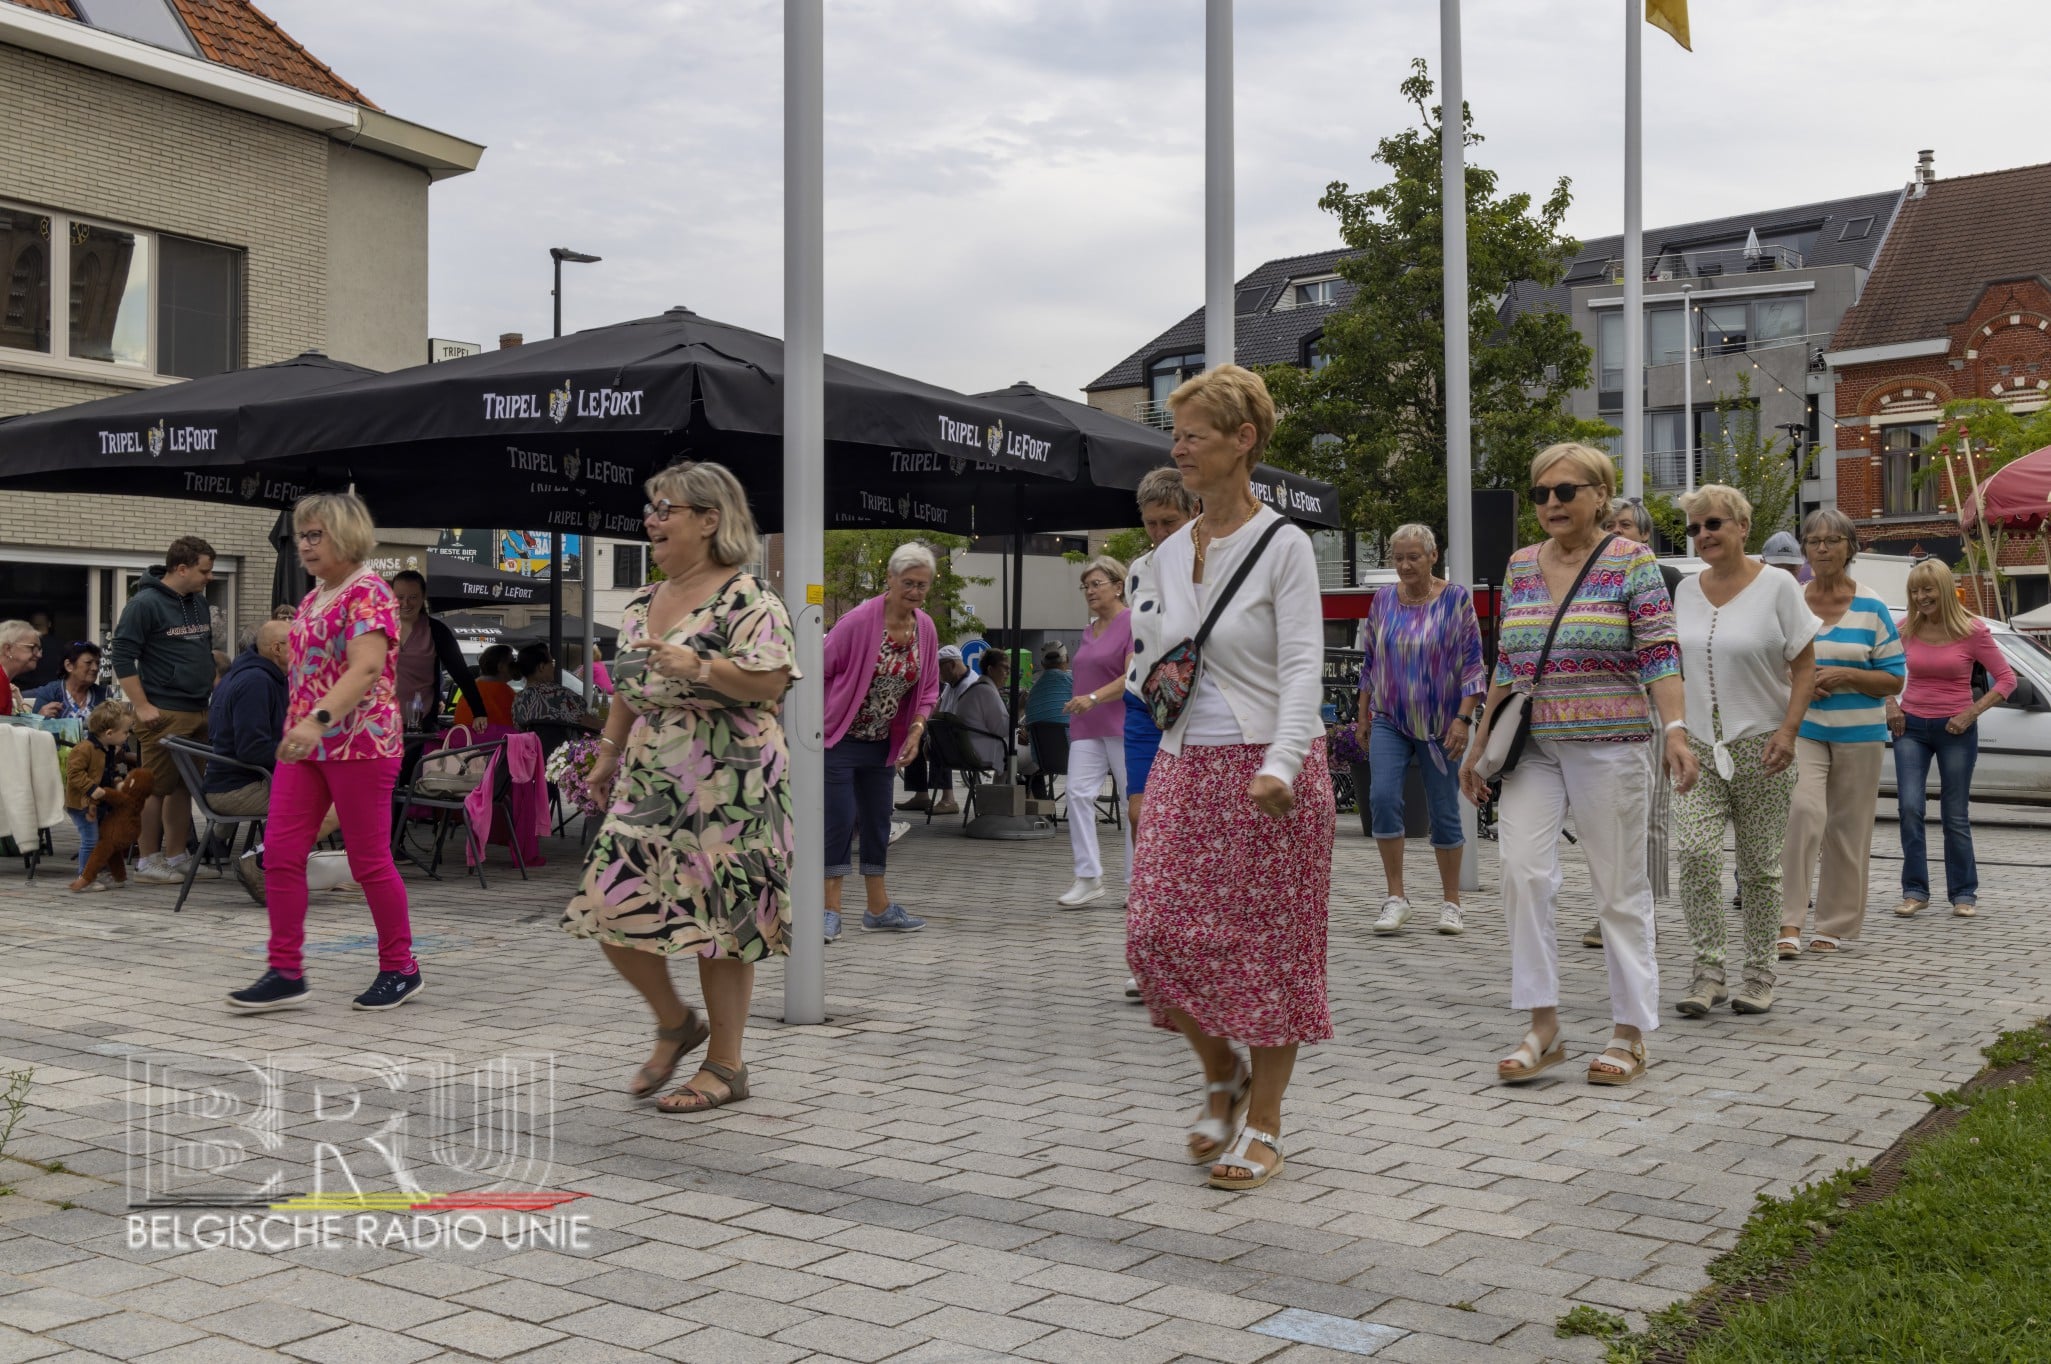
[1146,505,1325,784]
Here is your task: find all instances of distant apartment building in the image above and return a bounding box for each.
[1825,156,2051,612]
[0,0,480,646]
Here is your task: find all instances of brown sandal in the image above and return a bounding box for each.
[628,1012,708,1099]
[656,1059,750,1114]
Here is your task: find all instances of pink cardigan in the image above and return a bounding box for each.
[823,594,940,750]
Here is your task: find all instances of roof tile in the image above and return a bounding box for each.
[1831,163,2051,352]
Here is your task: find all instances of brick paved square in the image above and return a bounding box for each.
[0,812,2044,1362]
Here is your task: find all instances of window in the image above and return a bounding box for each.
[611,544,646,590]
[1598,312,1623,392]
[1647,307,1684,367]
[1304,334,1330,371]
[1700,303,1748,355]
[1148,351,1205,406]
[1,209,50,355]
[157,236,242,378]
[1293,278,1338,307]
[72,0,200,56]
[1882,422,1941,517]
[0,203,244,378]
[1234,285,1269,315]
[1753,298,1806,349]
[1840,215,1874,242]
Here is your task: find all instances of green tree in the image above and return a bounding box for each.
[1261,58,1615,549]
[1644,373,1812,552]
[1064,527,1152,569]
[823,530,988,637]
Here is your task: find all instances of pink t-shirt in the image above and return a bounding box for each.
[1900,619,2014,719]
[1070,609,1132,741]
[288,573,402,761]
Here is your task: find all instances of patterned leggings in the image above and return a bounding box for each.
[1675,733,1794,987]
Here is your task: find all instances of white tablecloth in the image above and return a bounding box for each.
[0,724,65,847]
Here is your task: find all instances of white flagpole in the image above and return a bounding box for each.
[783,0,825,1024]
[1621,0,1644,500]
[1441,0,1478,890]
[1205,0,1234,369]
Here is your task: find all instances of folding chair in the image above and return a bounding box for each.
[390,738,527,888]
[921,713,1003,826]
[161,736,269,913]
[1029,721,1121,831]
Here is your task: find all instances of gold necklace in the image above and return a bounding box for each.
[1193,498,1257,580]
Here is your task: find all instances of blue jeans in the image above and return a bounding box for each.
[1368,717,1463,848]
[826,738,894,879]
[68,808,99,875]
[1893,714,1978,906]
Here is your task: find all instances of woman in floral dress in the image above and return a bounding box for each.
[563,462,796,1114]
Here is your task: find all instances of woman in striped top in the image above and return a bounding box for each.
[1460,444,1695,1088]
[1777,508,1904,957]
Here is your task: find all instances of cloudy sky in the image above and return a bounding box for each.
[267,0,2048,399]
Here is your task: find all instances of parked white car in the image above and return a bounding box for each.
[1878,615,2051,805]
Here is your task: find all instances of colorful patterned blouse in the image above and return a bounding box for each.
[848,634,917,742]
[1490,540,1679,743]
[1359,583,1486,741]
[288,572,401,761]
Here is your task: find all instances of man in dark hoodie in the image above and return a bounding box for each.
[207,621,289,900]
[110,536,217,885]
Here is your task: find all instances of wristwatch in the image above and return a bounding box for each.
[1455,713,1475,727]
[313,708,332,725]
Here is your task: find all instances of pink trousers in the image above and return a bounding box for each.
[265,756,414,976]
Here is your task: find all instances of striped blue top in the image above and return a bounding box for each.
[1800,588,1905,744]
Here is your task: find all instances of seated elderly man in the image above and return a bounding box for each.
[899,644,976,815]
[203,621,335,899]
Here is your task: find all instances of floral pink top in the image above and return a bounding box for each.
[288,572,401,761]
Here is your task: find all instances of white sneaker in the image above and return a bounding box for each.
[130,856,180,884]
[96,873,124,892]
[1124,977,1142,1001]
[888,820,911,846]
[1057,877,1105,908]
[1436,901,1465,935]
[1373,896,1412,934]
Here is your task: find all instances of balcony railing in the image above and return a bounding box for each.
[1132,398,1173,431]
[1602,243,1804,282]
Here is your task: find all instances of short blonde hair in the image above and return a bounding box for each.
[1906,559,1976,641]
[1530,443,1615,501]
[1389,523,1438,555]
[293,492,377,564]
[86,698,132,736]
[1167,363,1276,467]
[645,461,761,567]
[1080,555,1128,598]
[1678,482,1753,527]
[1135,466,1196,517]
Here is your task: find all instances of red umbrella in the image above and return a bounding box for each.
[1960,443,2051,533]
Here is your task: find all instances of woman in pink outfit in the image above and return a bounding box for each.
[1056,556,1132,908]
[1884,559,2014,918]
[229,492,420,1014]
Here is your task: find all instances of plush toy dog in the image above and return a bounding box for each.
[70,769,154,892]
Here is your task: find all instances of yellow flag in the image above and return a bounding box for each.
[1646,0,1691,50]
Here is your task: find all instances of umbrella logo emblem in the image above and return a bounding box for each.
[586,510,601,530]
[949,455,965,476]
[240,475,260,500]
[492,582,504,599]
[147,420,165,458]
[562,450,582,482]
[548,381,573,425]
[985,421,1003,457]
[898,496,911,521]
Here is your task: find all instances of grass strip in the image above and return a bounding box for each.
[1606,1023,2051,1364]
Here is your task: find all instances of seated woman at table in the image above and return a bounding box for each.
[512,643,595,730]
[389,569,487,728]
[451,643,518,729]
[27,641,110,721]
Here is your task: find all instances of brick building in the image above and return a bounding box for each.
[0,0,479,651]
[1825,155,2051,611]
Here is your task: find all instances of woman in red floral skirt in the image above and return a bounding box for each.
[1126,363,1334,1192]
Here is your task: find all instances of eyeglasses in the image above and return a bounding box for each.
[897,579,933,594]
[1526,482,1595,505]
[1684,517,1730,537]
[644,500,713,522]
[1803,535,1848,548]
[296,529,324,546]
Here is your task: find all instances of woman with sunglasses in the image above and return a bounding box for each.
[1460,443,1693,1087]
[820,542,939,940]
[1669,486,1818,1020]
[1777,508,1903,957]
[26,642,108,720]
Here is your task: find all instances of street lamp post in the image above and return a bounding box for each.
[548,247,602,677]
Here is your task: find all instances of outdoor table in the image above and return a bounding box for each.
[0,721,67,881]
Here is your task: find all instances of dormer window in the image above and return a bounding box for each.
[1293,278,1339,307]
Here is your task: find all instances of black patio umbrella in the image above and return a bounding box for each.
[0,351,371,511]
[440,612,619,647]
[268,509,310,610]
[414,551,550,610]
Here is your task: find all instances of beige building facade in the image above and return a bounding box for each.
[0,0,479,655]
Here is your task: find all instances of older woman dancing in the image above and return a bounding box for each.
[1126,364,1332,1192]
[1461,443,1694,1086]
[821,543,939,940]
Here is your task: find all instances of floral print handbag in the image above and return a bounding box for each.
[1141,521,1283,732]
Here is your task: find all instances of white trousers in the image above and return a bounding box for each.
[1498,738,1660,1032]
[1066,736,1130,884]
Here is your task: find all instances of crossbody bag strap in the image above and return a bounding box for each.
[1192,519,1287,652]
[1526,534,1616,696]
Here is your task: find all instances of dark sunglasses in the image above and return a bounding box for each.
[1684,517,1731,537]
[1526,482,1595,505]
